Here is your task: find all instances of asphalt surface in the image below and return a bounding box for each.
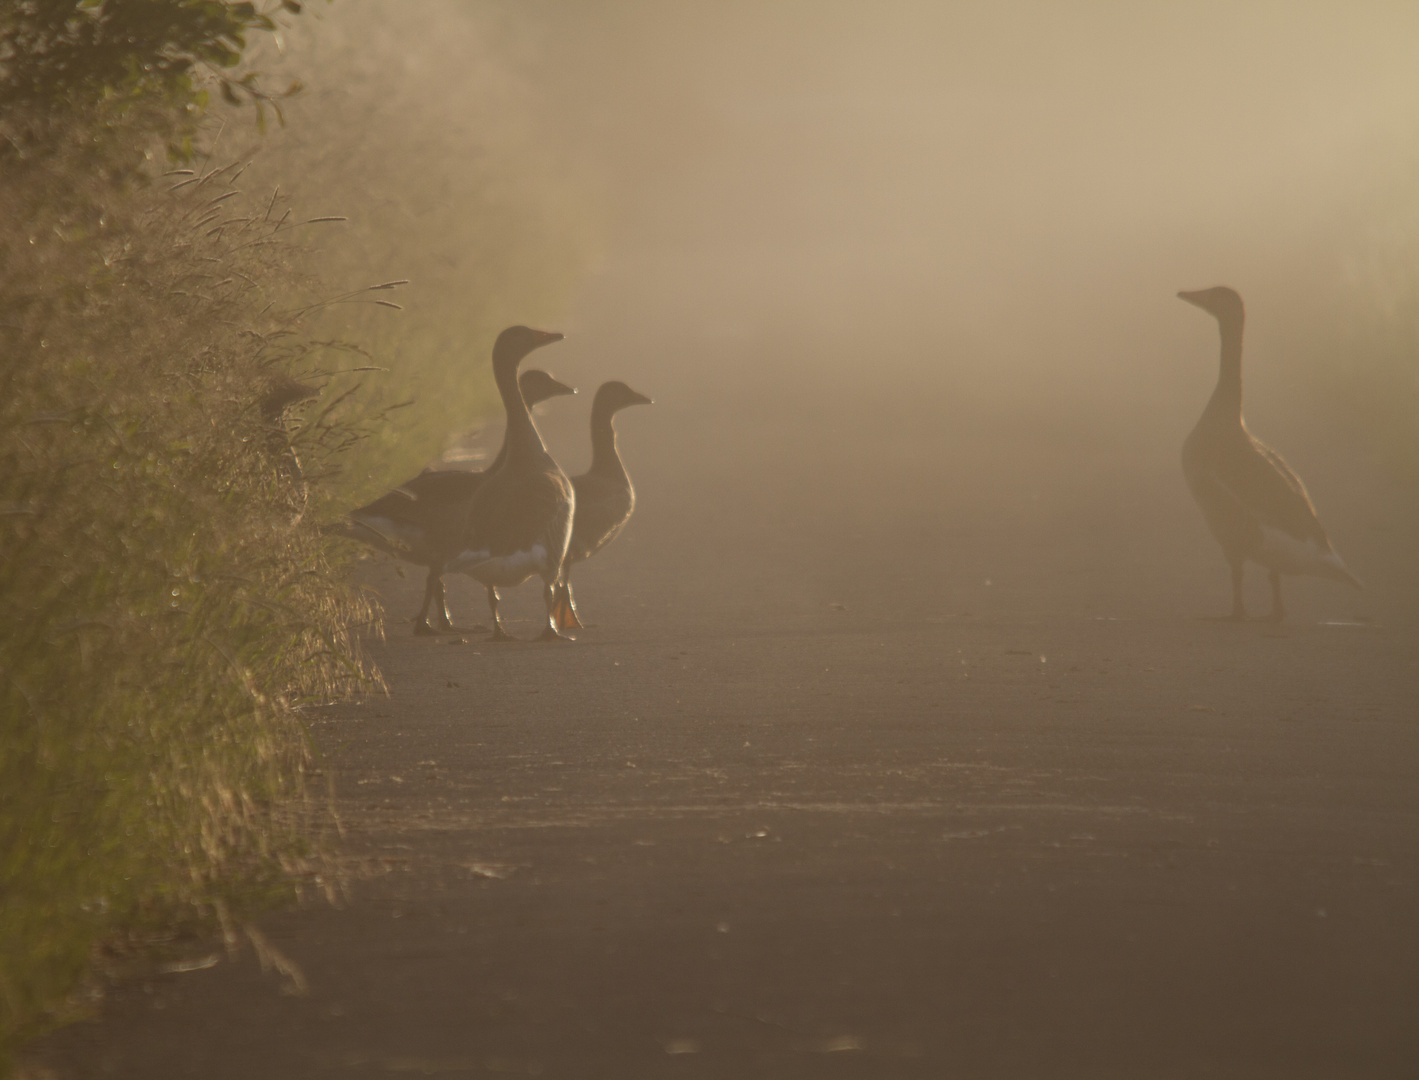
[26,365,1419,1079]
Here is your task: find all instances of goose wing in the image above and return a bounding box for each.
[357,470,483,524]
[348,470,486,562]
[459,466,574,564]
[397,469,486,504]
[1213,436,1330,546]
[568,472,635,563]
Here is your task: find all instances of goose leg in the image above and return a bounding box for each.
[1227,562,1248,620]
[413,569,442,636]
[1205,562,1248,621]
[431,571,454,632]
[1264,569,1285,622]
[551,577,583,631]
[1226,559,1248,618]
[486,585,515,643]
[538,581,574,642]
[436,573,489,635]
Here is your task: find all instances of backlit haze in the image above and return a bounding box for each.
[260,1,1419,625]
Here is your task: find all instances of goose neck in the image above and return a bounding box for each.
[1206,313,1244,420]
[485,437,510,475]
[589,408,624,477]
[494,355,546,463]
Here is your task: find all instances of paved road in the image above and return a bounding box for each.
[28,357,1419,1078]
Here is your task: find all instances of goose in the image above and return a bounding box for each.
[344,367,575,635]
[257,373,319,523]
[258,373,320,422]
[550,380,653,631]
[446,325,575,642]
[1178,286,1360,620]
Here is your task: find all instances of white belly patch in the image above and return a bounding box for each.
[449,543,551,587]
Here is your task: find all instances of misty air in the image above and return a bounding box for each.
[4,3,1418,1077]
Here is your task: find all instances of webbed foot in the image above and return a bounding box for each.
[548,582,583,631]
[552,595,582,631]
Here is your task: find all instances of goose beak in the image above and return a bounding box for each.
[628,389,653,406]
[1177,289,1206,309]
[532,330,564,348]
[547,376,576,398]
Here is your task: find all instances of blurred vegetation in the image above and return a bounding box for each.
[0,2,399,1070]
[229,0,601,498]
[0,0,305,163]
[1,4,595,1068]
[1335,201,1419,487]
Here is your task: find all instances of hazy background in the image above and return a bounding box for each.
[246,1,1419,624]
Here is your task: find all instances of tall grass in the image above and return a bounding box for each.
[0,113,382,1066]
[1,6,601,1062]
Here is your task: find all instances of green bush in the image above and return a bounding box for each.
[0,111,381,1064]
[0,5,594,1067]
[0,0,302,163]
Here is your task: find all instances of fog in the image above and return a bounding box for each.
[528,3,1419,410]
[26,11,1419,1068]
[259,2,1419,623]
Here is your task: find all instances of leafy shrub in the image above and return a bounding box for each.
[0,0,302,162]
[0,112,381,1064]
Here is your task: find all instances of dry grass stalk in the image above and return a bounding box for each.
[0,115,387,1066]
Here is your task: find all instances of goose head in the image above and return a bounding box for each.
[1177,286,1244,326]
[519,369,576,407]
[492,325,564,372]
[593,380,654,416]
[258,373,319,420]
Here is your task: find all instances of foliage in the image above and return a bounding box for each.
[0,0,302,162]
[0,4,597,1070]
[0,118,383,1068]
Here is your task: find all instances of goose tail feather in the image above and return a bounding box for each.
[1320,554,1363,590]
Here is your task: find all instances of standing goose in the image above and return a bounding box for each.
[344,367,575,635]
[1178,286,1360,620]
[257,373,320,524]
[447,325,575,642]
[550,381,653,630]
